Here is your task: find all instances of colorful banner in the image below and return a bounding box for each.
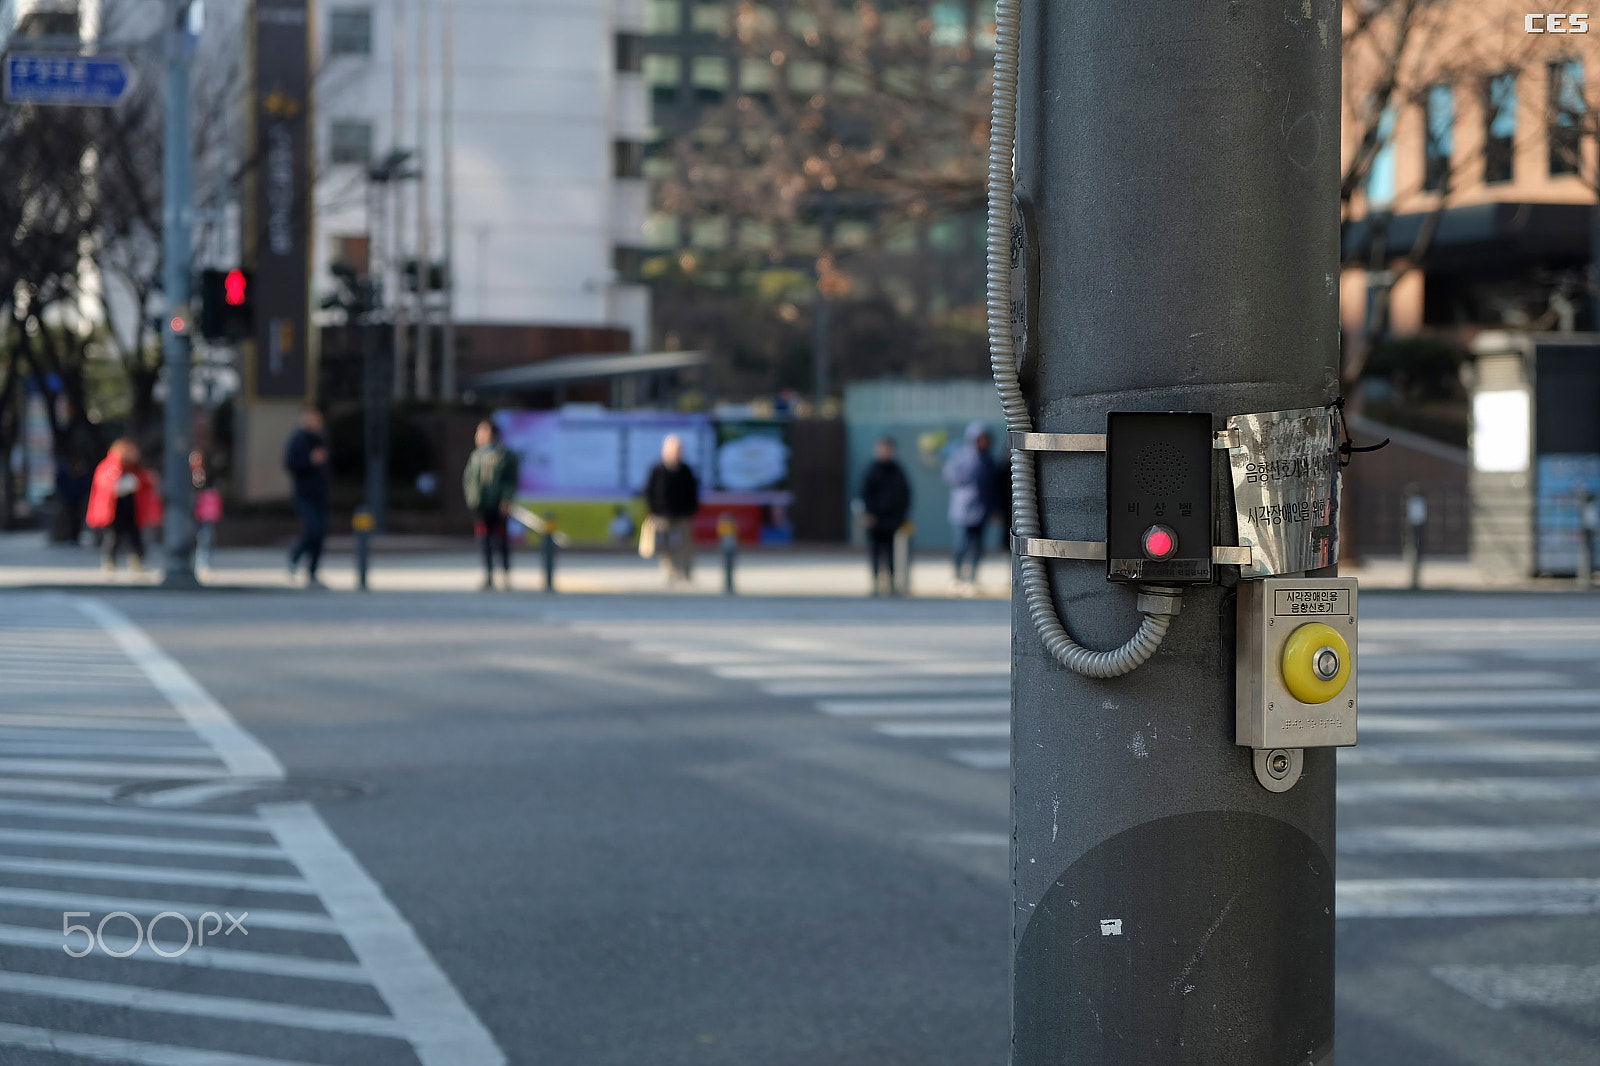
[493,410,796,544]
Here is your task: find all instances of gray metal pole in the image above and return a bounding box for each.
[414,0,432,399]
[392,5,409,400]
[1009,5,1338,1063]
[812,294,830,403]
[439,2,456,401]
[365,181,390,532]
[161,0,197,587]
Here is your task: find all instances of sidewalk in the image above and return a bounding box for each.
[0,532,1013,597]
[0,531,1572,596]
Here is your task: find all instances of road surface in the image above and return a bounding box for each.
[0,588,1594,1063]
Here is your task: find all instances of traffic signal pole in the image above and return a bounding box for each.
[161,0,197,588]
[993,3,1340,1062]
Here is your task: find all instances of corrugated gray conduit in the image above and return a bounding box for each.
[986,0,1177,678]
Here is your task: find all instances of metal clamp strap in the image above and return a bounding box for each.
[1014,538,1255,566]
[1008,431,1107,453]
[1014,537,1106,560]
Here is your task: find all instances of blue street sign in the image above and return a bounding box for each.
[4,53,132,107]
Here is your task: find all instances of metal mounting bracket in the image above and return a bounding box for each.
[1014,538,1254,567]
[1008,431,1107,453]
[1252,747,1303,792]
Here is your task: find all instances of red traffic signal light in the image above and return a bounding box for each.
[199,268,254,340]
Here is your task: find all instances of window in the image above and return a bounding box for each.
[930,1,966,46]
[1485,73,1517,185]
[327,7,372,56]
[928,218,962,250]
[690,1,727,34]
[1549,60,1586,177]
[616,33,644,72]
[787,60,826,93]
[835,220,871,249]
[614,141,645,179]
[691,217,729,248]
[974,1,997,49]
[834,70,870,95]
[690,55,729,103]
[642,139,674,180]
[1366,106,1396,207]
[643,212,681,249]
[330,235,370,275]
[1422,85,1453,193]
[646,0,681,34]
[328,120,373,165]
[739,56,775,94]
[613,247,646,284]
[643,53,681,105]
[737,219,775,250]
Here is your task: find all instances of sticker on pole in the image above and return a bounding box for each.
[1224,407,1340,578]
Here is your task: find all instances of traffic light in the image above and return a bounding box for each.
[199,268,254,341]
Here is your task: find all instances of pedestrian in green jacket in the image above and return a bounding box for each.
[463,420,521,590]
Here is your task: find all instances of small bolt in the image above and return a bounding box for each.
[1266,749,1293,780]
[1347,699,1354,708]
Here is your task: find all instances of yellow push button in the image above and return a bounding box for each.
[1280,622,1351,705]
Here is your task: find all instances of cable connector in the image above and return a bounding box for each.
[1136,585,1184,618]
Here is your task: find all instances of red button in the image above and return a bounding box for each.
[1142,525,1177,560]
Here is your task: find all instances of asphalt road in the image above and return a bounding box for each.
[0,587,1595,1064]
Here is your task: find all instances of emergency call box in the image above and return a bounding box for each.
[1105,412,1214,584]
[1236,577,1359,750]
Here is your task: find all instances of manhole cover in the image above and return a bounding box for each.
[111,777,373,813]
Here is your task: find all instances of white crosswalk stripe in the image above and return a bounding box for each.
[573,606,1600,965]
[0,594,505,1065]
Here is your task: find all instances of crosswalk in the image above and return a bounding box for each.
[0,594,505,1065]
[575,602,1600,1014]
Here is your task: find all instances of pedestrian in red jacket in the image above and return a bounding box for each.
[86,439,161,574]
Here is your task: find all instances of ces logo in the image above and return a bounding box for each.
[1526,13,1591,31]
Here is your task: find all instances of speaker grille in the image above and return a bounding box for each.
[1135,442,1187,497]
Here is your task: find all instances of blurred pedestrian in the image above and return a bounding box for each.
[283,404,330,588]
[463,419,521,591]
[86,438,160,575]
[52,407,98,544]
[991,449,1013,556]
[192,451,222,574]
[860,435,911,596]
[943,421,998,591]
[644,433,699,583]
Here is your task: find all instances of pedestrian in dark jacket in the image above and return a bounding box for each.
[943,421,998,590]
[860,436,912,595]
[463,420,521,590]
[644,433,699,582]
[283,406,330,587]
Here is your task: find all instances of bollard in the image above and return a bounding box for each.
[542,512,558,592]
[353,507,375,591]
[1402,488,1426,591]
[1579,492,1598,591]
[718,513,738,595]
[892,522,914,597]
